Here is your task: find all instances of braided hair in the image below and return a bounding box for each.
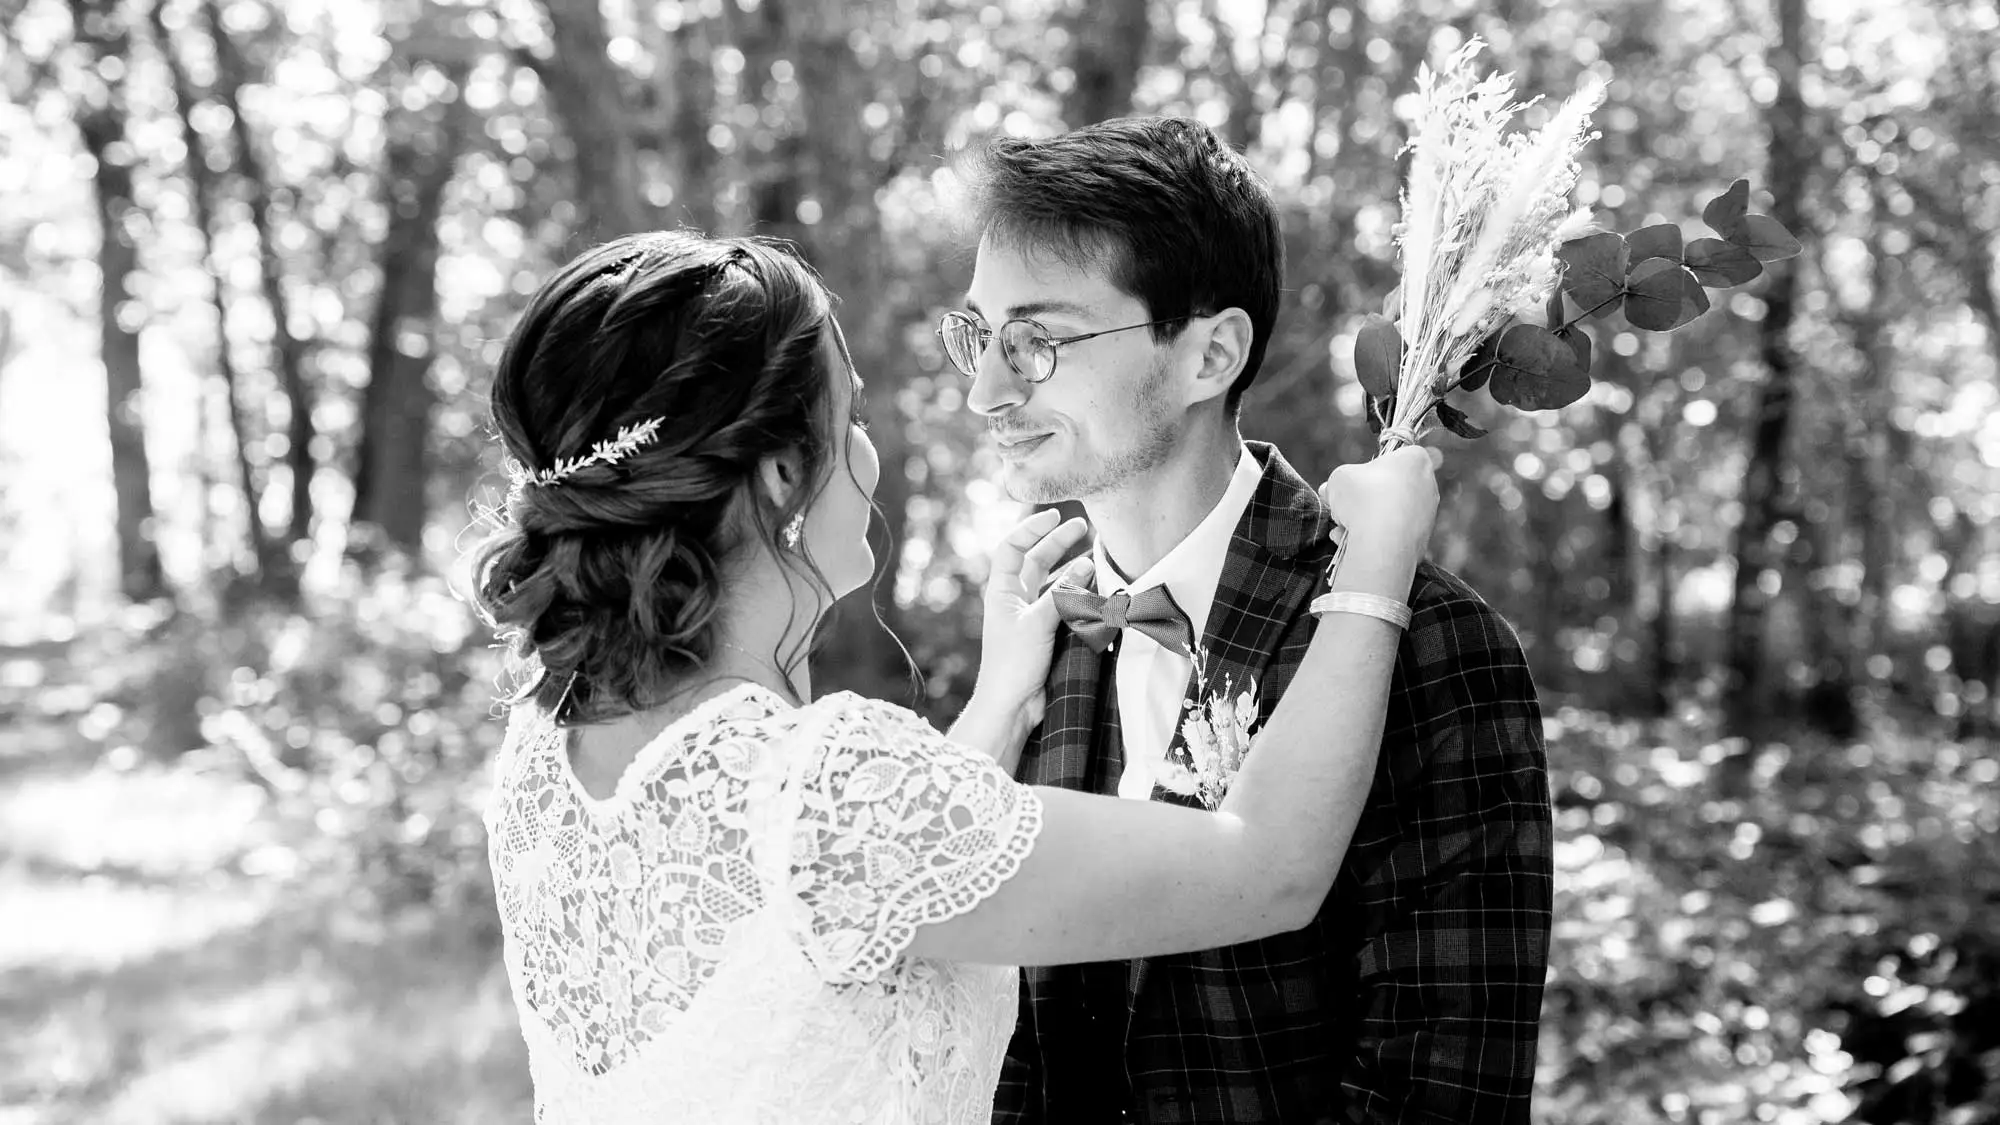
[463,232,842,725]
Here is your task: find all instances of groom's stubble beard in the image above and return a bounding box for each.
[1000,352,1179,506]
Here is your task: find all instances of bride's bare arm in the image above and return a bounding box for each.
[902,448,1436,967]
[904,561,1403,966]
[942,691,1040,775]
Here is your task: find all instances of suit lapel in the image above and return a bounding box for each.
[1193,441,1334,694]
[1017,627,1118,1028]
[1126,441,1335,1004]
[1017,627,1119,793]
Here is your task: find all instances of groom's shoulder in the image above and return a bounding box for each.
[1407,558,1489,610]
[1281,560,1524,663]
[1404,559,1530,662]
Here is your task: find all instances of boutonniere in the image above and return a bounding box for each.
[1157,643,1259,811]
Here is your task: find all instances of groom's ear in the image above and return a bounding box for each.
[1184,307,1254,407]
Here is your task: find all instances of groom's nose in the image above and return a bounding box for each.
[965,347,1029,417]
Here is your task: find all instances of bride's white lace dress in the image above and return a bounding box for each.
[484,682,1044,1124]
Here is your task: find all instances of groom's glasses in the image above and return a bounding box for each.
[935,311,1186,384]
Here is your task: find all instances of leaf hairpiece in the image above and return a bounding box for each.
[511,416,667,488]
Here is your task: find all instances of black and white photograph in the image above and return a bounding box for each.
[1,0,1995,1122]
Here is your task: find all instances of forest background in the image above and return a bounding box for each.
[1,0,1997,1121]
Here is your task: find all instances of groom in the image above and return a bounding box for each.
[946,117,1554,1123]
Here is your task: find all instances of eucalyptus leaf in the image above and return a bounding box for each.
[1488,324,1592,410]
[1459,333,1500,392]
[1624,258,1711,331]
[1557,232,1628,314]
[1724,213,1803,262]
[1435,400,1489,439]
[1684,237,1763,286]
[1703,178,1750,235]
[1354,314,1404,400]
[1555,325,1593,372]
[1626,223,1683,265]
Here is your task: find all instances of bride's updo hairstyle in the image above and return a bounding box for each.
[465,231,841,725]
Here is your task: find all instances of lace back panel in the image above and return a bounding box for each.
[484,684,1043,1124]
[487,687,793,1074]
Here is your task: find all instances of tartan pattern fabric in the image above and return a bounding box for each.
[995,442,1553,1124]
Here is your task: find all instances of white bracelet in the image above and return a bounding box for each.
[1309,590,1413,630]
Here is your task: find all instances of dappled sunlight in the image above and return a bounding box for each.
[84,939,526,1125]
[1534,706,1998,1123]
[4,0,1999,1118]
[0,758,269,880]
[0,751,527,1123]
[0,872,271,976]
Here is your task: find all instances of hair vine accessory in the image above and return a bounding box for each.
[513,416,668,488]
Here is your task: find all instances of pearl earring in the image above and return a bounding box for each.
[782,514,804,550]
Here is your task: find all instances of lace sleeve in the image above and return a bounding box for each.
[786,694,1044,984]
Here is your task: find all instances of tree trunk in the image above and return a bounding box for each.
[1654,514,1679,701]
[1846,176,1897,687]
[1208,0,1322,153]
[1618,413,1671,715]
[151,0,274,587]
[651,15,718,232]
[1903,173,2000,372]
[535,0,651,241]
[70,0,168,603]
[204,0,314,569]
[1722,0,1810,754]
[729,0,808,244]
[1795,494,1858,737]
[774,0,918,700]
[351,64,472,561]
[1203,0,1258,150]
[1960,217,2000,373]
[1063,0,1150,126]
[1603,471,1633,600]
[1516,482,1567,695]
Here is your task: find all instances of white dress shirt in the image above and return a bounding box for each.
[1094,448,1263,800]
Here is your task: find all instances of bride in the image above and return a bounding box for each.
[465,230,1437,1124]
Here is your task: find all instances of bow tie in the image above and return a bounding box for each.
[1050,582,1194,658]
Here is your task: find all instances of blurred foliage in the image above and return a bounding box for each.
[1537,708,2000,1123]
[3,0,2000,1121]
[40,584,1998,1123]
[194,560,503,919]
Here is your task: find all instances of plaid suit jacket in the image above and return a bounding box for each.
[995,442,1553,1124]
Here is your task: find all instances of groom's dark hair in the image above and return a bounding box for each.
[957,116,1283,414]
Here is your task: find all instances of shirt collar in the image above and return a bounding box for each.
[1092,446,1262,641]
